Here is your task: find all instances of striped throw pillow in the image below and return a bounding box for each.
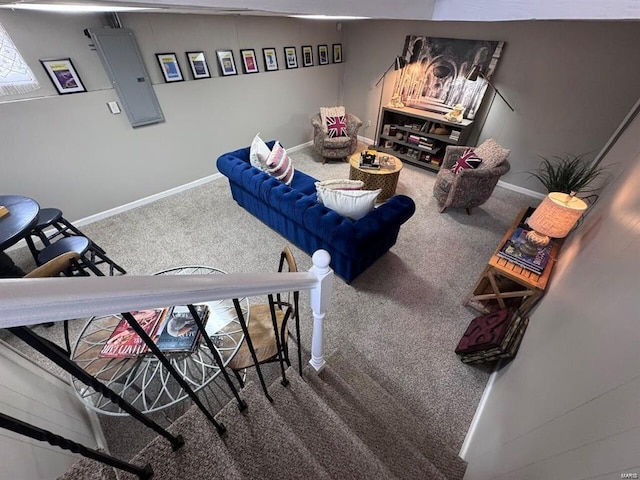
[266,141,295,185]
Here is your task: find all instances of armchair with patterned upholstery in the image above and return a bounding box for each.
[311,111,362,164]
[433,140,511,214]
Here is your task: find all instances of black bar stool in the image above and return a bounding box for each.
[25,207,126,276]
[37,236,104,277]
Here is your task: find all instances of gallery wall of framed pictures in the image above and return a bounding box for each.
[39,42,343,94]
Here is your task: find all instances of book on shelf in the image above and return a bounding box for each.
[496,227,551,273]
[99,309,168,359]
[154,304,210,353]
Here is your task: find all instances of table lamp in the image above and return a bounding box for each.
[521,192,588,255]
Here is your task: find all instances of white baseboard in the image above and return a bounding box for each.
[497,180,545,199]
[459,364,501,460]
[7,173,223,252]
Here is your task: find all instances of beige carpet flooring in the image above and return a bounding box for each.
[5,142,535,462]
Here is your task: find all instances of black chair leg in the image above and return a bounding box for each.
[232,369,245,388]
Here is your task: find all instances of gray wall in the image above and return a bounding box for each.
[0,11,343,220]
[343,20,640,194]
[462,103,640,479]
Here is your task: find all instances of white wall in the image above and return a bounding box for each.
[0,341,104,480]
[462,103,640,479]
[0,11,343,220]
[343,20,640,195]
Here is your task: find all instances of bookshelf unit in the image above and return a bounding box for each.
[376,106,474,172]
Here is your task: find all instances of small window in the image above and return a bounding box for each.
[0,22,39,96]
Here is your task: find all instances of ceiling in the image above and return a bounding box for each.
[1,0,639,21]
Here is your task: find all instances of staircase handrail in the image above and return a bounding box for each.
[0,272,318,329]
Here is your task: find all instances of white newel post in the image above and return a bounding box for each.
[308,249,333,372]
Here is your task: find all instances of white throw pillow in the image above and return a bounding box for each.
[265,141,295,185]
[319,188,381,221]
[250,133,271,171]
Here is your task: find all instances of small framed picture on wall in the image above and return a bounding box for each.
[318,45,329,65]
[216,50,238,76]
[284,46,298,69]
[332,43,343,63]
[262,48,279,71]
[302,45,313,67]
[240,49,259,74]
[40,58,86,94]
[155,53,184,83]
[185,51,210,79]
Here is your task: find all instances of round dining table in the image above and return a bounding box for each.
[0,195,40,277]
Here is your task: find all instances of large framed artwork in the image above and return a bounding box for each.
[395,36,505,119]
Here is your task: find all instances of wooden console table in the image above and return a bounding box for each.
[465,208,561,315]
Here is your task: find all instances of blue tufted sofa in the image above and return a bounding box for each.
[216,142,416,283]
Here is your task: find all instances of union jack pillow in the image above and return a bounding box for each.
[451,148,482,174]
[326,115,348,138]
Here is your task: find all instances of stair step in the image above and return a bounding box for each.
[115,401,244,480]
[328,351,467,480]
[214,380,332,479]
[305,362,450,480]
[57,458,117,480]
[270,369,400,479]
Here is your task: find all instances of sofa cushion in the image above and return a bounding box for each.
[317,188,381,221]
[266,141,294,185]
[474,139,510,169]
[322,136,353,149]
[250,133,271,171]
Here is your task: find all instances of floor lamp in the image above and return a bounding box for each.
[466,64,515,112]
[372,56,406,148]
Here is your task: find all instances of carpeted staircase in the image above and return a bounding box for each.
[60,352,467,480]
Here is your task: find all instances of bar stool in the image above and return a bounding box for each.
[36,236,104,277]
[25,207,126,276]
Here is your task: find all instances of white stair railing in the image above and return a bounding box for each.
[0,250,333,372]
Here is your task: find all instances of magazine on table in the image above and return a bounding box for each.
[99,309,168,358]
[153,304,210,353]
[497,227,551,274]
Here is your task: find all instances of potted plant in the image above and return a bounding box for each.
[529,153,608,201]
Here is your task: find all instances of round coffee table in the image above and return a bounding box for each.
[69,266,249,415]
[348,153,403,202]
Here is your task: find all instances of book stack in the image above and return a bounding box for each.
[497,227,551,274]
[418,137,435,150]
[407,134,421,145]
[99,304,210,358]
[455,309,529,364]
[449,130,461,141]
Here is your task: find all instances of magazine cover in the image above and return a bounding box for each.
[497,227,551,273]
[99,309,167,358]
[154,304,210,353]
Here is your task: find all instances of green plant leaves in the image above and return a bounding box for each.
[529,153,606,194]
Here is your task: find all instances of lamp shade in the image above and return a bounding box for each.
[527,192,588,239]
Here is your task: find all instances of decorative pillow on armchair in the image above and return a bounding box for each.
[473,139,510,169]
[250,133,271,171]
[451,148,482,174]
[326,115,348,138]
[265,141,295,185]
[320,106,345,133]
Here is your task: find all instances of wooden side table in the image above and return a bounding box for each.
[465,208,562,315]
[348,153,403,202]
